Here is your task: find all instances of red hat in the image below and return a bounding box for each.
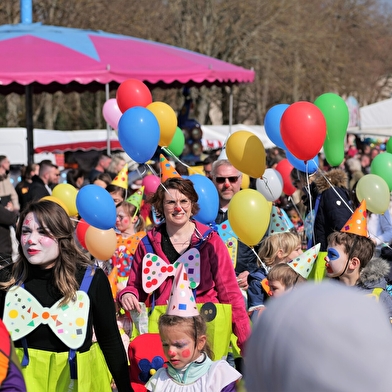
[128,333,167,392]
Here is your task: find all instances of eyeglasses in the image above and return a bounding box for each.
[164,199,191,209]
[214,176,240,184]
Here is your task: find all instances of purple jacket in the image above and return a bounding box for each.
[119,220,251,352]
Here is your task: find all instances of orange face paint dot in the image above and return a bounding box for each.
[42,311,50,319]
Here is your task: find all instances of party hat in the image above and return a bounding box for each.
[111,167,128,189]
[340,200,368,237]
[160,154,181,182]
[166,263,199,317]
[267,205,293,236]
[126,186,144,214]
[287,243,320,279]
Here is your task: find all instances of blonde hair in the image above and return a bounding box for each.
[258,231,301,267]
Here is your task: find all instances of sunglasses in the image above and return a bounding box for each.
[215,176,240,184]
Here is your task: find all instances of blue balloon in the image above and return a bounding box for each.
[76,185,116,230]
[264,104,289,149]
[118,106,160,164]
[286,151,319,174]
[189,174,219,225]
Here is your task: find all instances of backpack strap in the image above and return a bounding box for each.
[69,265,95,379]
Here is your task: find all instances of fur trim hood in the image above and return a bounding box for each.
[313,169,348,193]
[358,257,391,286]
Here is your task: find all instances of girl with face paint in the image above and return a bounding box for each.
[112,197,146,290]
[145,264,242,391]
[0,200,131,392]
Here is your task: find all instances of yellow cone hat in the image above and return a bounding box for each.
[160,154,181,182]
[341,200,368,237]
[111,167,128,190]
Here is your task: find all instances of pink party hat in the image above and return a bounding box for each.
[287,243,320,279]
[341,200,368,237]
[166,263,199,317]
[111,167,128,190]
[160,154,181,182]
[267,205,293,236]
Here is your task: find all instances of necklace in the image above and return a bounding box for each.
[168,222,194,249]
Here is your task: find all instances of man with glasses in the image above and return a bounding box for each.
[211,159,257,372]
[211,160,259,288]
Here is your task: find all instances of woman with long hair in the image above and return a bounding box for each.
[0,200,131,391]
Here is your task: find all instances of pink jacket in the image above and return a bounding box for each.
[119,220,251,352]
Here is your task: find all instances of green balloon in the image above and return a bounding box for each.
[370,152,392,191]
[314,93,349,167]
[167,127,185,157]
[356,174,390,214]
[386,137,392,154]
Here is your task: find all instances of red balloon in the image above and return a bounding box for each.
[275,158,296,196]
[116,79,152,113]
[75,218,90,249]
[280,102,326,161]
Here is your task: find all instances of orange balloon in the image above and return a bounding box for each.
[41,196,69,215]
[226,131,266,178]
[85,227,117,260]
[147,101,177,147]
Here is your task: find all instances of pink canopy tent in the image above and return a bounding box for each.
[0,22,254,163]
[0,23,255,94]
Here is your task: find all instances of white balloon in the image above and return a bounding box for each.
[256,168,283,201]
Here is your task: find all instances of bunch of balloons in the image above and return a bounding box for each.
[102,78,183,163]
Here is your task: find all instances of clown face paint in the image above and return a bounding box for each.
[116,205,132,233]
[325,244,349,278]
[21,212,59,269]
[160,326,200,370]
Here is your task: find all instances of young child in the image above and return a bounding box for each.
[267,243,320,298]
[325,200,392,319]
[112,187,146,290]
[145,264,242,391]
[247,230,303,319]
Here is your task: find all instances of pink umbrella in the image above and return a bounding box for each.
[0,22,254,163]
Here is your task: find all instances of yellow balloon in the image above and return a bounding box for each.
[52,183,78,216]
[41,196,69,215]
[226,131,266,178]
[85,227,117,260]
[241,173,250,189]
[228,189,270,246]
[147,101,178,147]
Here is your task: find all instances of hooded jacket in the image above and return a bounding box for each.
[310,169,352,251]
[118,219,251,352]
[357,257,392,319]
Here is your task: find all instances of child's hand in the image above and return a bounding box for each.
[237,271,249,291]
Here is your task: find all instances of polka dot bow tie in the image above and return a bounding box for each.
[142,249,201,294]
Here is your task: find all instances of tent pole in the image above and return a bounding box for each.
[229,87,233,136]
[25,85,34,165]
[105,64,111,156]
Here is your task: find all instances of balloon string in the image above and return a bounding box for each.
[250,247,268,272]
[161,146,192,170]
[146,163,159,177]
[261,176,275,200]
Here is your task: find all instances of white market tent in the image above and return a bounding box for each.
[348,98,392,138]
[1,124,274,166]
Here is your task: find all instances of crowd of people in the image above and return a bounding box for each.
[1,140,392,391]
